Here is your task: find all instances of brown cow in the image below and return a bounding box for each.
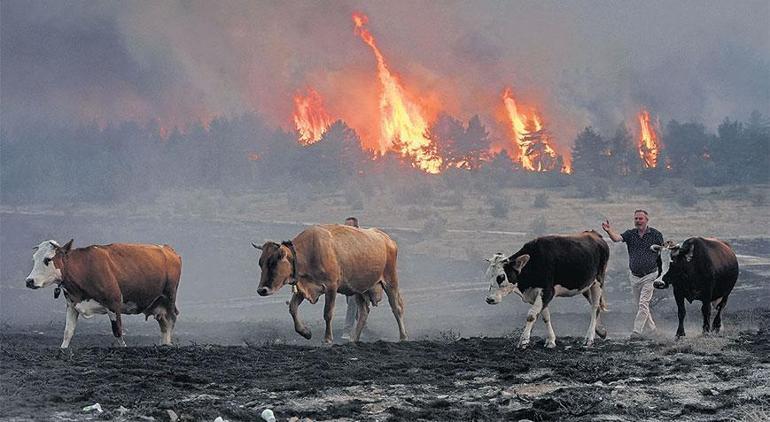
[25,240,182,349]
[253,224,406,343]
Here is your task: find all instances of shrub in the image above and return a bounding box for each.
[489,195,511,219]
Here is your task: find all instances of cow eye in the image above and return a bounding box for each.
[496,274,506,284]
[43,258,51,266]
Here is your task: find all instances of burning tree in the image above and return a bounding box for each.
[519,118,562,172]
[423,114,491,171]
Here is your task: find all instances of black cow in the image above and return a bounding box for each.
[651,237,739,338]
[484,230,609,348]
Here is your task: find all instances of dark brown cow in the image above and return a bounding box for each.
[651,237,739,338]
[254,224,406,343]
[26,240,182,348]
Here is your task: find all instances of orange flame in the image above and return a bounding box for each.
[502,88,560,172]
[293,88,332,145]
[352,12,441,173]
[637,109,660,168]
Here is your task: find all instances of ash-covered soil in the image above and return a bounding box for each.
[2,310,769,422]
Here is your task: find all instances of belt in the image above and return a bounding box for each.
[632,270,656,278]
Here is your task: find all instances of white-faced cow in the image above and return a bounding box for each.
[26,240,182,348]
[253,224,406,344]
[651,237,739,338]
[485,230,609,348]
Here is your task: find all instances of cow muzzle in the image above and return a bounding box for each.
[257,287,271,296]
[25,278,38,289]
[653,280,668,289]
[485,294,501,305]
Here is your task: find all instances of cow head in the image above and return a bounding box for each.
[485,253,529,305]
[253,241,293,296]
[651,240,693,289]
[26,239,72,289]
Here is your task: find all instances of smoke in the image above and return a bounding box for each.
[2,0,768,148]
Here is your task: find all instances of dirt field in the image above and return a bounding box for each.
[2,309,769,422]
[2,187,769,421]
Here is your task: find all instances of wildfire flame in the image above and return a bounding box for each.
[637,109,660,168]
[293,88,332,145]
[502,88,560,172]
[352,12,441,173]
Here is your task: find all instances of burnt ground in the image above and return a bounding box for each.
[2,310,769,422]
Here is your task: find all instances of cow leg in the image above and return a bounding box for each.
[701,301,712,336]
[584,283,602,347]
[289,291,311,340]
[60,300,79,349]
[541,307,556,348]
[351,294,371,343]
[583,288,607,339]
[674,291,686,339]
[383,281,408,341]
[519,293,544,349]
[323,289,337,344]
[156,306,176,346]
[108,309,126,347]
[712,296,728,334]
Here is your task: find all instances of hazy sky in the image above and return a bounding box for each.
[2,0,768,149]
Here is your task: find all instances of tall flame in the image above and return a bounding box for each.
[502,88,560,172]
[293,88,332,145]
[352,12,441,173]
[637,109,660,168]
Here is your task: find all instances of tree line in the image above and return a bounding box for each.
[1,111,767,206]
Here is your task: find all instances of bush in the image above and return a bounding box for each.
[421,213,447,237]
[393,183,435,205]
[533,193,550,209]
[489,195,511,219]
[675,182,699,207]
[573,176,610,200]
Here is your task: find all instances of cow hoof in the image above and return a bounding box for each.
[584,339,594,348]
[595,326,608,339]
[545,341,556,349]
[517,341,530,349]
[675,334,686,340]
[299,329,312,340]
[58,348,73,359]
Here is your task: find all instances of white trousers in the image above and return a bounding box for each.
[629,271,657,334]
[343,295,358,335]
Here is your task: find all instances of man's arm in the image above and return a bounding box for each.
[602,219,623,243]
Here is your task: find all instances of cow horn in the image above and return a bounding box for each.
[252,242,263,250]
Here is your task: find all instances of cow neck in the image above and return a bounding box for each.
[57,252,84,300]
[282,241,298,285]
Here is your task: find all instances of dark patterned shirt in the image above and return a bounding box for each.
[621,227,664,276]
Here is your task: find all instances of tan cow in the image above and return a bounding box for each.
[253,224,406,343]
[25,240,182,348]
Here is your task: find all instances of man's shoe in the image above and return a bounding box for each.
[629,332,645,340]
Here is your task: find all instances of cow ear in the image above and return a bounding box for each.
[252,242,263,250]
[513,254,530,272]
[61,239,74,253]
